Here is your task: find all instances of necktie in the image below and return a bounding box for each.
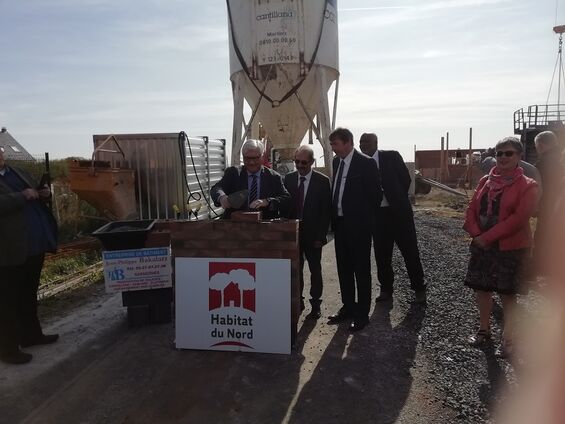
[297,176,306,219]
[332,160,345,214]
[249,174,258,205]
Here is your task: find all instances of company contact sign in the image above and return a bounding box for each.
[102,248,172,293]
[175,258,291,354]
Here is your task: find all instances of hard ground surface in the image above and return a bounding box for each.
[1,211,517,424]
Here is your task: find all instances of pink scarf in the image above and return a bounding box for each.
[485,166,523,216]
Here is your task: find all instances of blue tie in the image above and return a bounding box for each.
[249,174,258,205]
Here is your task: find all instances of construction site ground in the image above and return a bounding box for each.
[1,209,520,424]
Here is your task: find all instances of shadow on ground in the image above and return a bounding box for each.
[287,302,426,424]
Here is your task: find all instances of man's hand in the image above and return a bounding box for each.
[472,236,487,249]
[249,199,269,209]
[22,188,39,200]
[219,195,232,209]
[313,241,324,248]
[38,187,51,199]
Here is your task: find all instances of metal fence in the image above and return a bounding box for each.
[93,132,225,221]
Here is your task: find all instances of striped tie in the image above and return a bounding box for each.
[249,174,258,205]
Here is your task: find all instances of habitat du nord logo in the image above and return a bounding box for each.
[208,262,256,348]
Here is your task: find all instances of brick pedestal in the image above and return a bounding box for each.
[167,220,300,343]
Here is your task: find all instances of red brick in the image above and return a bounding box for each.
[145,231,171,248]
[231,211,262,222]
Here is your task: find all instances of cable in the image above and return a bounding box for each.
[546,53,559,106]
[178,132,221,219]
[226,0,329,106]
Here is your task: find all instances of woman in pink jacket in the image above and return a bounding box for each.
[464,137,539,358]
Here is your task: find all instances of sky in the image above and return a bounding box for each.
[0,0,563,163]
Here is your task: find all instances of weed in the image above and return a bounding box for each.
[41,251,102,287]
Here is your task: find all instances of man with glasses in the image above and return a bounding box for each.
[211,139,290,219]
[0,146,59,364]
[283,145,331,319]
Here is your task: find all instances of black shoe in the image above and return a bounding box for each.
[413,291,427,304]
[495,339,513,359]
[468,329,491,347]
[306,308,321,320]
[20,333,59,348]
[0,349,33,365]
[375,291,392,302]
[349,317,369,332]
[327,310,353,324]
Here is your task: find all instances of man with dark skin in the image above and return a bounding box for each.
[359,133,426,303]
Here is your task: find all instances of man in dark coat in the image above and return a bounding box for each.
[0,146,59,365]
[211,139,290,219]
[534,131,564,274]
[327,128,382,331]
[283,145,331,319]
[359,132,426,303]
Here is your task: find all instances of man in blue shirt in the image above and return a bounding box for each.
[211,139,290,219]
[0,146,59,364]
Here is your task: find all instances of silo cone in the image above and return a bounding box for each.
[227,0,339,171]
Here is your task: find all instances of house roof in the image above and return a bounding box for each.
[0,127,35,161]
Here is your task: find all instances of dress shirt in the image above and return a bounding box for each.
[371,150,389,207]
[333,148,354,216]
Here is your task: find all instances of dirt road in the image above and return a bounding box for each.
[2,211,500,424]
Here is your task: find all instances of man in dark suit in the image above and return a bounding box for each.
[328,128,382,331]
[283,145,331,319]
[359,132,426,303]
[0,146,59,364]
[211,139,290,219]
[534,131,564,275]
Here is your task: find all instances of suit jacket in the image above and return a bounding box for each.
[536,146,564,218]
[211,165,290,219]
[331,150,382,233]
[283,170,331,246]
[378,150,412,213]
[0,166,58,266]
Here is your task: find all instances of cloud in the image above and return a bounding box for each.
[339,7,410,11]
[339,0,515,30]
[210,269,255,290]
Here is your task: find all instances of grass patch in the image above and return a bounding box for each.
[41,250,102,287]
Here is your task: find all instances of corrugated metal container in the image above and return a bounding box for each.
[93,133,225,220]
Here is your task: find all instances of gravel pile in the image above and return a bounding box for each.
[401,210,518,423]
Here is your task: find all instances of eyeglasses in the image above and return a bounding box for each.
[294,159,311,166]
[243,155,261,162]
[496,150,517,157]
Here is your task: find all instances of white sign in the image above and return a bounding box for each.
[175,258,291,355]
[102,248,172,293]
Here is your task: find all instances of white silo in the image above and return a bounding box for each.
[227,0,339,172]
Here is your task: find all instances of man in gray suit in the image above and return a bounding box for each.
[283,145,331,319]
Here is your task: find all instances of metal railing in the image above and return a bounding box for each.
[514,104,565,133]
